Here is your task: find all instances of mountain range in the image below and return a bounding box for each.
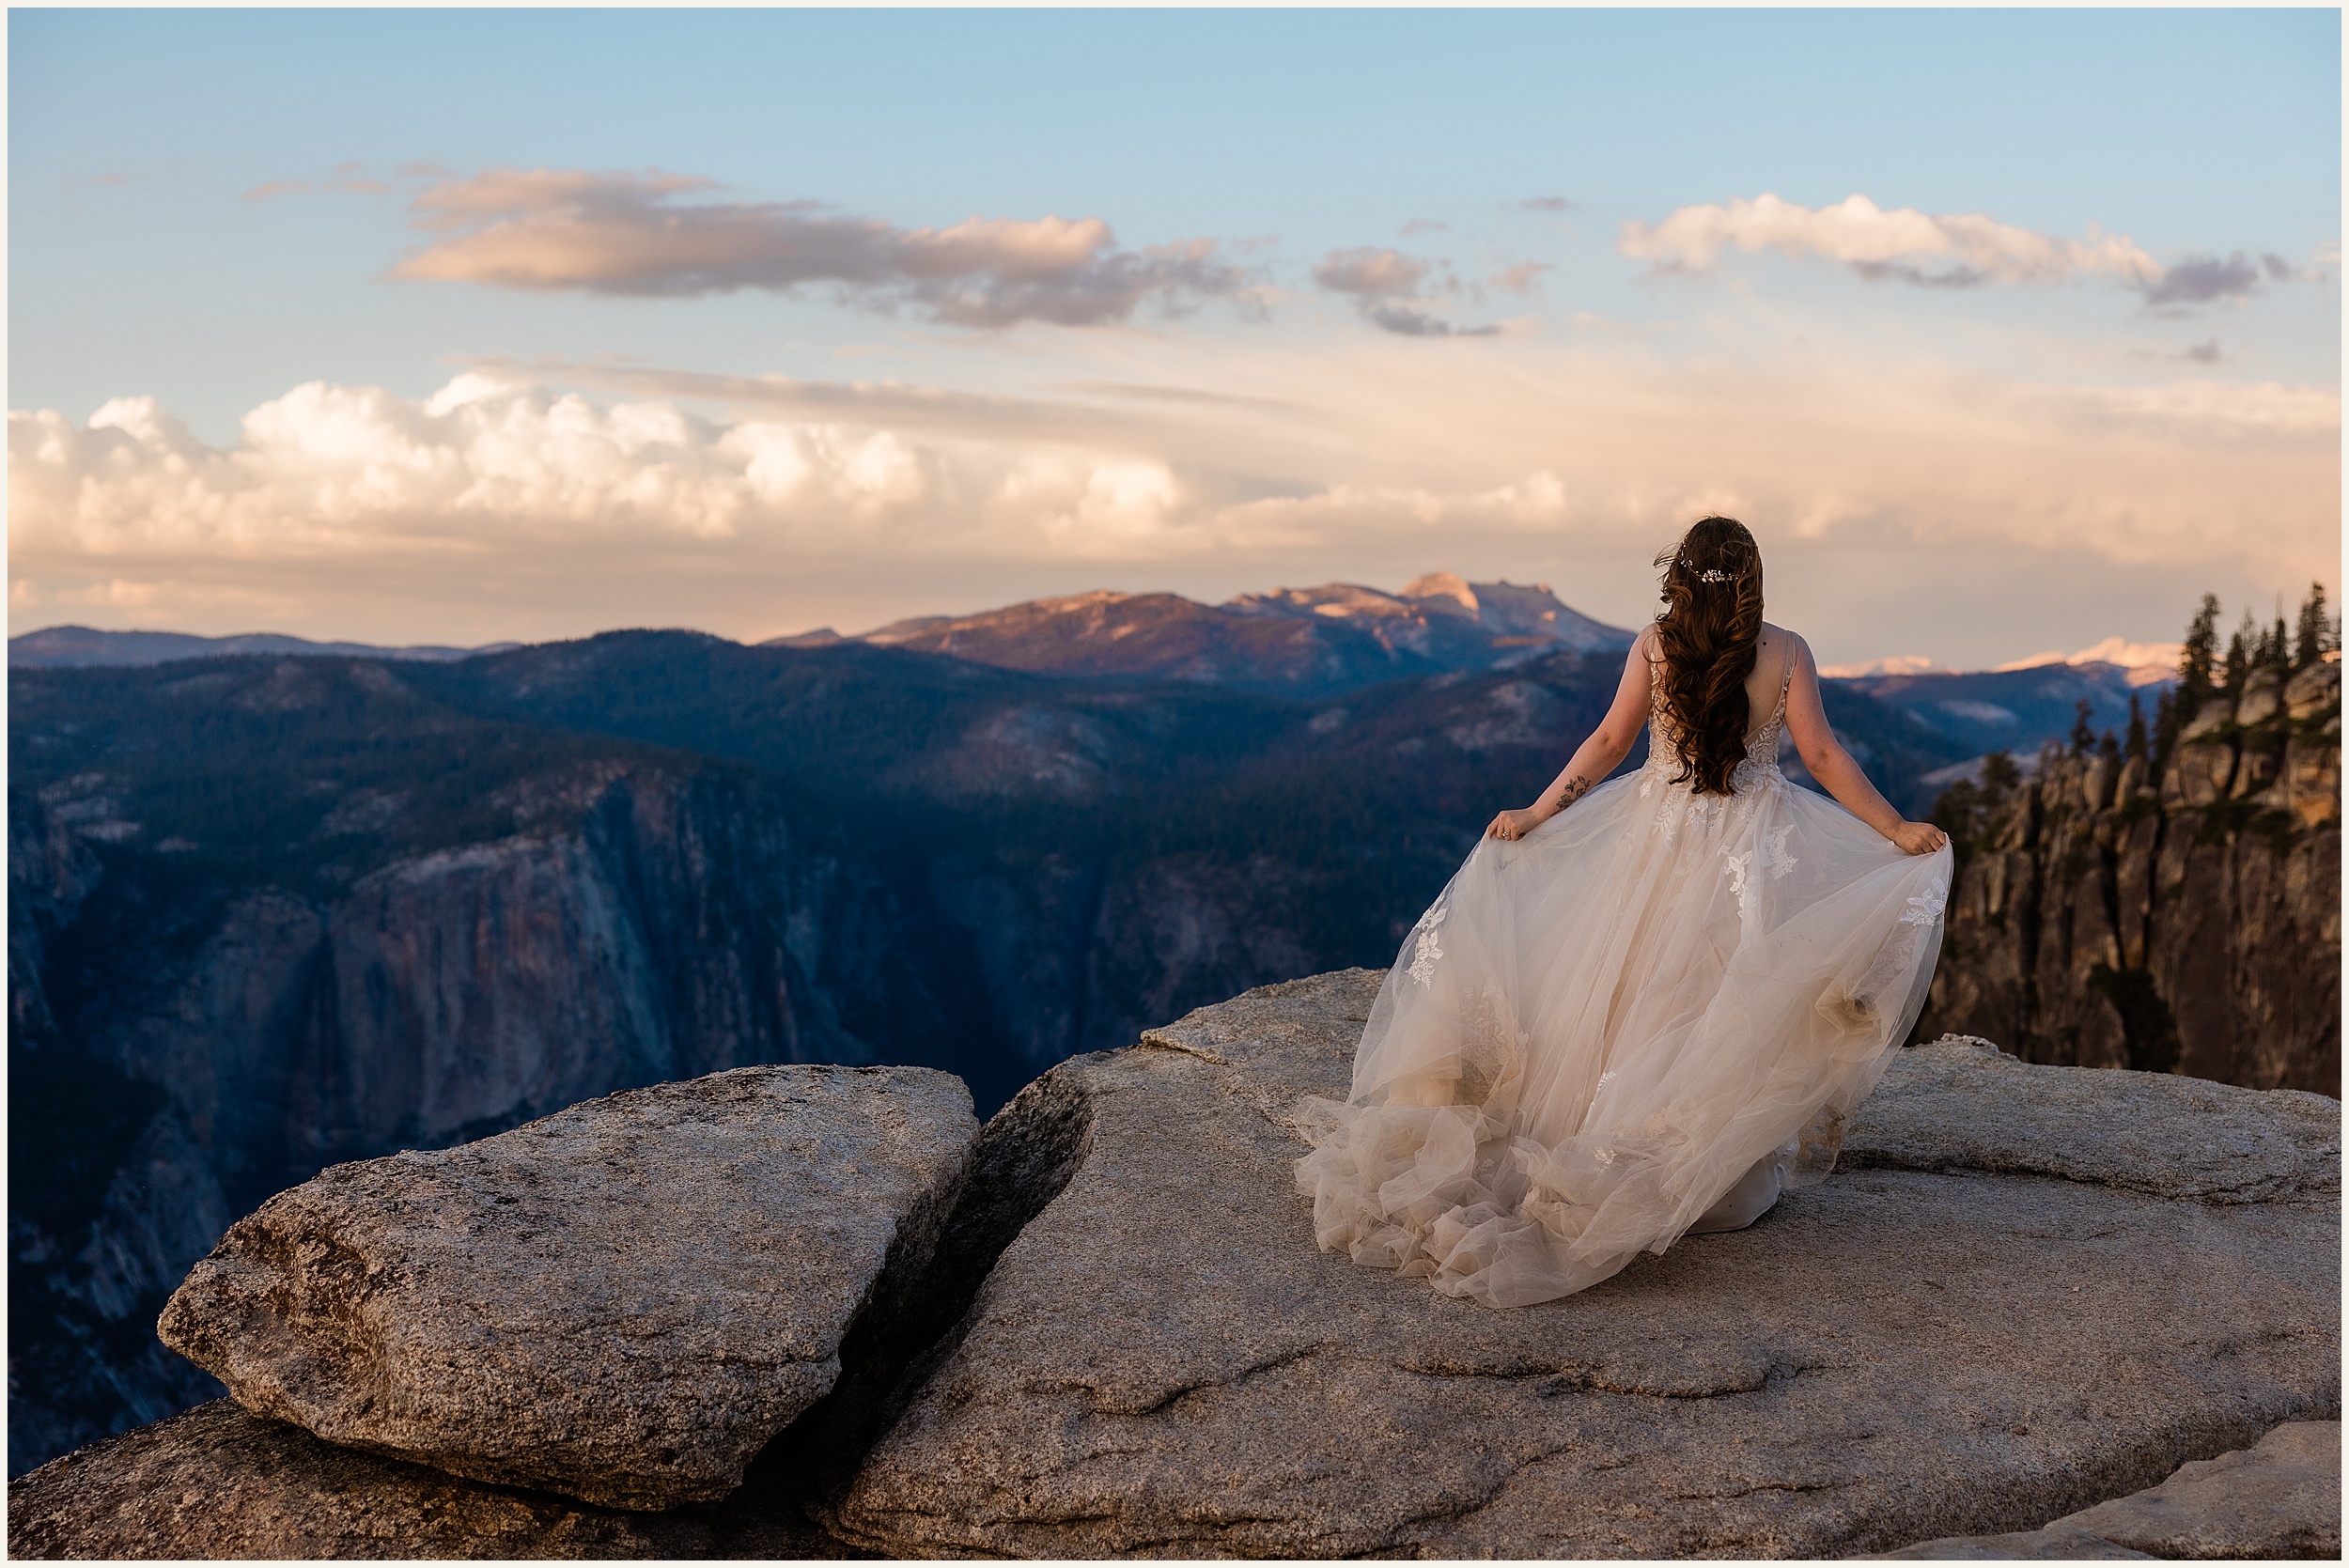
[7,626,513,669]
[774,573,1635,697]
[12,570,2174,765]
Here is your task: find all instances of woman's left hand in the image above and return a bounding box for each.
[1890,819,1951,855]
[1486,807,1545,841]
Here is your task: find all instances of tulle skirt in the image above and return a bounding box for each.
[1295,757,1952,1308]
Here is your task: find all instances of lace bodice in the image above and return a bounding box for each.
[1644,647,1793,791]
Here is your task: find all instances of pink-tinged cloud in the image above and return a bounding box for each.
[243,162,390,201]
[1618,192,2287,304]
[1311,247,1499,338]
[11,341,2332,656]
[389,167,1257,327]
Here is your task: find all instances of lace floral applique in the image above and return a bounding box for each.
[1407,892,1451,986]
[1762,823,1797,881]
[1723,847,1758,916]
[1898,868,1952,927]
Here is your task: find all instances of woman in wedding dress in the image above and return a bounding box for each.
[1296,517,1953,1308]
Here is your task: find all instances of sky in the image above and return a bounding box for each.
[8,6,2341,668]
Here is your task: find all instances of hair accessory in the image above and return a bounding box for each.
[1694,567,1734,583]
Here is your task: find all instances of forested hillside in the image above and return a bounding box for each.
[1921,590,2341,1093]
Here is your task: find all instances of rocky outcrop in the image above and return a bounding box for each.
[1838,1033,2339,1202]
[824,971,2341,1558]
[156,1065,976,1510]
[1890,1420,2341,1559]
[12,971,2342,1559]
[1922,662,2341,1093]
[5,1399,834,1560]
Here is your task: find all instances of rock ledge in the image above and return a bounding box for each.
[157,1063,976,1510]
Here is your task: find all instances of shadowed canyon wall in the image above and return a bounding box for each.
[1920,660,2341,1094]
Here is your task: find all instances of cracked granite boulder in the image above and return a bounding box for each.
[156,1063,977,1512]
[823,970,2341,1559]
[1887,1420,2341,1559]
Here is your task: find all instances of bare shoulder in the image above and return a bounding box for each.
[1760,622,1812,666]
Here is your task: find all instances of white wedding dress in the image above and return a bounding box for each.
[1296,644,1953,1307]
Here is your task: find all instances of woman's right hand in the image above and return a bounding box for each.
[1890,819,1950,855]
[1486,807,1545,841]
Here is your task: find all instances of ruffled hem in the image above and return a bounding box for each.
[1293,1097,1820,1307]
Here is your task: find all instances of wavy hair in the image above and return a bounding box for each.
[1652,516,1766,795]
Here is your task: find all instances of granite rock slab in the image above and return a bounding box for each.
[4,1399,847,1560]
[158,1064,976,1511]
[1887,1419,2341,1560]
[1841,1034,2341,1203]
[823,970,2341,1558]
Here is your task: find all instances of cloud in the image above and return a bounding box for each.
[1311,247,1434,300]
[389,167,1256,328]
[1361,304,1500,339]
[2179,338,2222,364]
[2139,251,2263,305]
[1399,219,1450,236]
[1490,262,1551,294]
[1617,192,2286,306]
[9,340,2334,663]
[244,162,389,201]
[1518,196,1575,213]
[1312,247,1499,337]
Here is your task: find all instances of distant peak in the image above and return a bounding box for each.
[1995,637,2182,679]
[1818,655,1957,678]
[1401,572,1477,613]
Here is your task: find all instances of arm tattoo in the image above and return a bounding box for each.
[1553,774,1594,812]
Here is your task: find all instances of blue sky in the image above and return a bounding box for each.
[8,7,2341,663]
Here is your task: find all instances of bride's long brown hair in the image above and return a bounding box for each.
[1653,516,1766,796]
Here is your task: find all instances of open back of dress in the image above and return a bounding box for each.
[1295,638,1953,1307]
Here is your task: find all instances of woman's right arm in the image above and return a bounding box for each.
[1486,628,1655,840]
[1780,635,1949,855]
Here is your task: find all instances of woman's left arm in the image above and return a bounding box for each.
[1487,631,1654,840]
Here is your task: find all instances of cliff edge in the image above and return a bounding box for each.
[11,970,2341,1559]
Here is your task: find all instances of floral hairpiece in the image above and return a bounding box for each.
[1693,567,1734,583]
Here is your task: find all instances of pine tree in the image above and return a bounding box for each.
[2222,611,2255,695]
[2179,593,2220,712]
[2125,690,2149,767]
[2295,582,2332,667]
[2267,609,2291,672]
[2070,697,2096,753]
[2097,729,2122,768]
[1983,750,2020,797]
[2152,686,2179,771]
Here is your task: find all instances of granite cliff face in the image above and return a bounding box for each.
[7,759,977,1472]
[1921,660,2341,1094]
